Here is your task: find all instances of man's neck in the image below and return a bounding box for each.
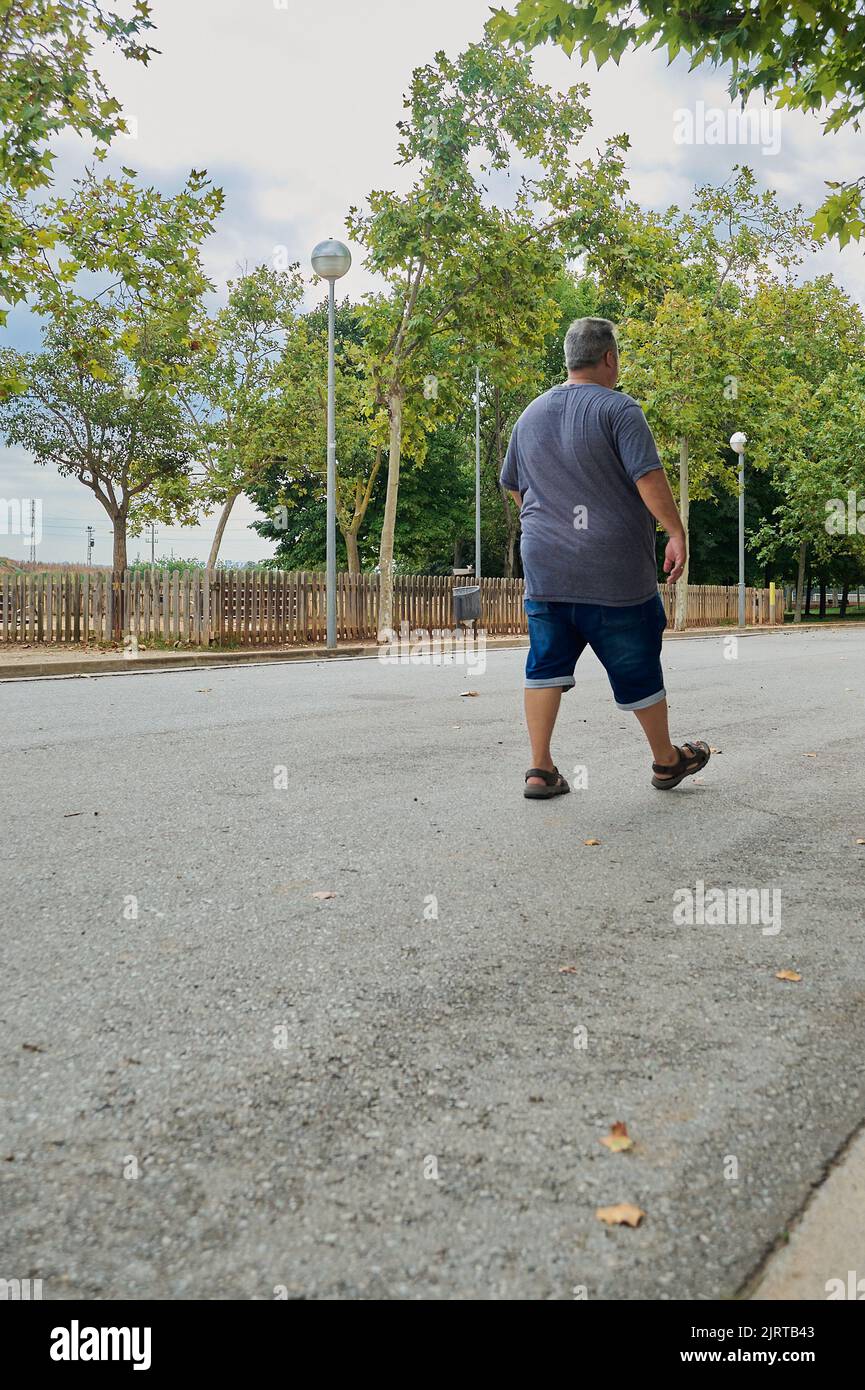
[566,370,612,388]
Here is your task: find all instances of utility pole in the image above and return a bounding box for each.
[29,499,36,563]
[86,525,94,566]
[149,522,157,564]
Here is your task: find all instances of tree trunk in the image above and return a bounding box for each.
[344,528,360,575]
[793,540,807,623]
[208,490,240,570]
[673,435,689,631]
[804,568,813,616]
[505,513,517,579]
[840,581,849,619]
[495,387,518,578]
[112,511,128,640]
[819,580,827,619]
[378,390,403,639]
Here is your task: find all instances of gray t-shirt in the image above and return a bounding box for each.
[500,383,663,605]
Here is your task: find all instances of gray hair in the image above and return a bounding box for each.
[564,317,618,370]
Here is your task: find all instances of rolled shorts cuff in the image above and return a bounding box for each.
[615,686,666,712]
[524,676,577,690]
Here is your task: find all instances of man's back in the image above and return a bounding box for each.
[500,382,662,606]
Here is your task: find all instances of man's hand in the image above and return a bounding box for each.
[635,470,687,584]
[663,532,686,584]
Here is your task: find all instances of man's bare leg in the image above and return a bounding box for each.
[632,697,679,776]
[524,686,564,787]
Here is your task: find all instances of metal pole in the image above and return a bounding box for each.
[326,278,337,649]
[475,365,481,582]
[738,451,746,627]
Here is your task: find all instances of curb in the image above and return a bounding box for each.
[0,620,853,682]
[0,644,370,681]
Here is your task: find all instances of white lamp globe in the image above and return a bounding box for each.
[311,239,351,281]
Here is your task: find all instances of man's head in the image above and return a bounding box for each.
[564,317,619,388]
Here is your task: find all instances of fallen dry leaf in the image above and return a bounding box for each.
[584,838,601,846]
[460,690,480,697]
[197,688,211,693]
[600,1122,634,1154]
[311,891,337,901]
[775,969,802,983]
[855,839,865,846]
[709,746,723,754]
[596,1202,645,1228]
[804,752,817,758]
[559,965,578,974]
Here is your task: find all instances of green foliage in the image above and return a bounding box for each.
[0,1,157,320]
[488,0,865,244]
[249,422,473,574]
[127,555,205,573]
[176,261,308,513]
[746,279,865,579]
[0,305,198,532]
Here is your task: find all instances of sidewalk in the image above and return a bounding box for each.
[0,619,848,680]
[748,1123,865,1300]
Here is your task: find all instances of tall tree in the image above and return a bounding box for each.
[0,306,196,580]
[174,263,308,568]
[239,296,385,574]
[0,168,221,628]
[348,36,631,636]
[616,169,808,626]
[749,281,865,617]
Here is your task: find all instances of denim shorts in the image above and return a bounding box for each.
[524,593,667,710]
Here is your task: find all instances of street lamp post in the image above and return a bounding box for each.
[474,365,481,582]
[730,431,747,628]
[311,238,352,649]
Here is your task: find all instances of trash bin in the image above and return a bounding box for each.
[453,584,481,624]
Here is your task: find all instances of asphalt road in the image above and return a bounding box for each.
[2,627,864,1300]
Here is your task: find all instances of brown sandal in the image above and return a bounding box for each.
[651,740,710,790]
[524,767,571,800]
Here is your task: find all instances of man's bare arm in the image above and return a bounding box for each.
[635,467,686,584]
[507,489,522,508]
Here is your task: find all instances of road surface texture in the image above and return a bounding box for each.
[2,627,863,1300]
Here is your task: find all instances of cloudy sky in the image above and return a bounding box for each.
[3,0,865,566]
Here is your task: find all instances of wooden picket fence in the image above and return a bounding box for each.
[659,583,784,628]
[0,570,783,645]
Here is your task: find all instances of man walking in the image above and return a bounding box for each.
[500,317,710,799]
